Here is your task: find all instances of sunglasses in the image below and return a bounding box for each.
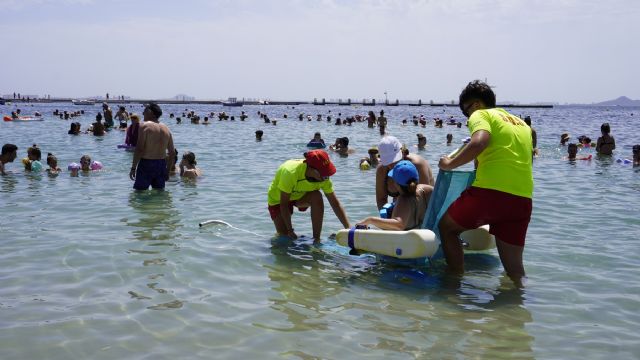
[461,102,475,118]
[307,167,329,182]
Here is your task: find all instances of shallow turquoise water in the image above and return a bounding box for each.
[1,103,639,359]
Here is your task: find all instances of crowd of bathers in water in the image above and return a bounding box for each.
[556,121,639,164]
[2,107,640,178]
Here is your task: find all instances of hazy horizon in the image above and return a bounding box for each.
[1,0,638,104]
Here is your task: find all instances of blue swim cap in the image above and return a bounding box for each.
[387,160,418,186]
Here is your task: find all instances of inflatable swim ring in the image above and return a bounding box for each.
[3,115,44,122]
[30,160,43,172]
[90,161,103,171]
[307,141,326,149]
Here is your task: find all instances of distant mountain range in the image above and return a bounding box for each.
[593,96,640,106]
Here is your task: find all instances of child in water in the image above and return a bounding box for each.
[22,144,43,171]
[566,143,592,161]
[79,155,103,172]
[416,133,426,150]
[179,151,202,178]
[80,155,92,172]
[46,153,61,175]
[359,148,379,170]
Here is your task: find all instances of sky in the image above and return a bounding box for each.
[1,0,639,104]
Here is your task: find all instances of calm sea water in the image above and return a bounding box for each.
[1,102,639,359]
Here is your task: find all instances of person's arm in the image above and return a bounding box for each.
[279,191,297,239]
[179,159,185,177]
[326,192,350,229]
[357,216,404,230]
[130,125,146,180]
[596,137,602,152]
[612,136,616,150]
[439,130,490,170]
[359,195,412,230]
[165,132,175,179]
[375,165,388,210]
[125,126,132,144]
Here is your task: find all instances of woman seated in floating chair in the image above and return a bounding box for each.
[357,160,432,230]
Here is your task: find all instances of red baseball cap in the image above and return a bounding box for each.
[304,150,336,177]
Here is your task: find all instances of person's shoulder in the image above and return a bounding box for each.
[407,153,427,164]
[417,183,433,194]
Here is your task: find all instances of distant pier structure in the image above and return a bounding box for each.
[311,98,552,109]
[7,96,553,109]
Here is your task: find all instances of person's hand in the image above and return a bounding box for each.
[129,167,136,180]
[356,217,372,228]
[286,228,298,240]
[438,156,454,171]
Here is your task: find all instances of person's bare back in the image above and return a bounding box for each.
[136,121,174,160]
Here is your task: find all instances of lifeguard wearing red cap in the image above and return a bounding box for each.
[304,150,336,177]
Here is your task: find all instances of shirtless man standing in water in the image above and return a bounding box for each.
[129,103,175,190]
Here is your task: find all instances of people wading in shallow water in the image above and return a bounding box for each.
[438,80,534,283]
[130,103,175,190]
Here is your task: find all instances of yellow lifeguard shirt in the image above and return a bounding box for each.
[467,108,533,198]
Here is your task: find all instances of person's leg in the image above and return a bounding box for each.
[133,160,151,190]
[489,193,531,283]
[150,159,167,190]
[297,190,324,241]
[438,212,469,274]
[268,204,290,236]
[495,238,525,281]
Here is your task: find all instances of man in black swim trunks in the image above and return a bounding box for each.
[129,103,175,190]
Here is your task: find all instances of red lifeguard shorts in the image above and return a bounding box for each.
[447,187,532,247]
[268,201,309,220]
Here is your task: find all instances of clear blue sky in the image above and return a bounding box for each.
[1,0,638,103]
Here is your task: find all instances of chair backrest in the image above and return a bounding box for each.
[421,170,476,259]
